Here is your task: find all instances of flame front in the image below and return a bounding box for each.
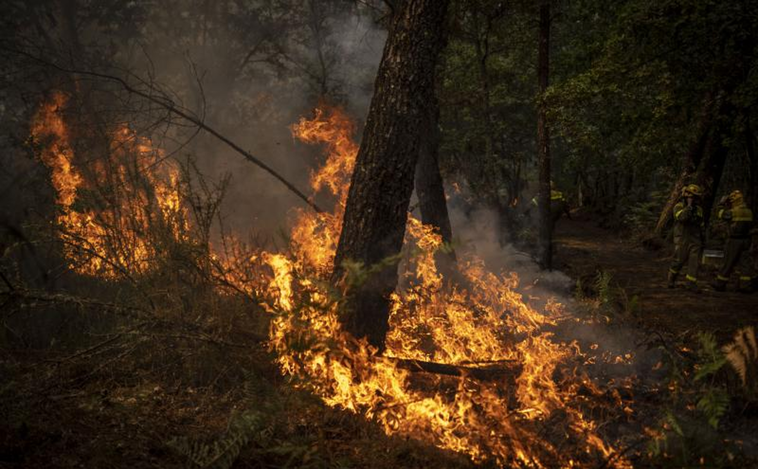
[270,106,630,467]
[32,97,631,467]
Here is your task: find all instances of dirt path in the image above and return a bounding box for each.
[553,212,758,341]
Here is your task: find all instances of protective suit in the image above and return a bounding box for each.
[713,190,755,293]
[668,184,704,291]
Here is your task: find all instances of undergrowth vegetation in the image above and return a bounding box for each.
[645,328,758,467]
[0,142,473,468]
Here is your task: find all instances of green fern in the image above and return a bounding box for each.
[169,410,264,469]
[664,410,683,437]
[696,388,729,429]
[594,270,614,305]
[694,332,727,382]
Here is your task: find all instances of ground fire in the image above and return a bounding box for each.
[31,96,634,467]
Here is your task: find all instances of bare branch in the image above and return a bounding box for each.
[4,47,323,214]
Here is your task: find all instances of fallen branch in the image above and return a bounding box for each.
[386,356,522,382]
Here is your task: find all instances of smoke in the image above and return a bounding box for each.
[448,204,574,294]
[125,2,387,241]
[446,200,666,382]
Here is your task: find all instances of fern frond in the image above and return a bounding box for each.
[694,332,727,381]
[723,327,758,389]
[168,410,264,469]
[745,327,758,360]
[696,388,729,429]
[724,342,748,386]
[664,410,683,437]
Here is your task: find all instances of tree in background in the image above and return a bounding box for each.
[536,0,552,269]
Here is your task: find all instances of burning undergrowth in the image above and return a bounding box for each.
[27,94,662,467]
[266,106,638,468]
[30,92,187,279]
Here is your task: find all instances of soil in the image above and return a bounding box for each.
[553,211,758,342]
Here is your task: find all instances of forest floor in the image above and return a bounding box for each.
[553,211,758,342]
[3,212,758,468]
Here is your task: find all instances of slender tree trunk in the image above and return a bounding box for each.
[415,94,457,276]
[697,130,729,227]
[471,13,497,204]
[332,0,450,350]
[696,100,737,227]
[536,0,552,269]
[746,118,758,215]
[654,91,717,236]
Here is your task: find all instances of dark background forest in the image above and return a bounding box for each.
[1,1,758,468]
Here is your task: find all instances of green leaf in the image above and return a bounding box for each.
[696,388,729,429]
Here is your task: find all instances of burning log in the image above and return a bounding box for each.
[387,357,522,383]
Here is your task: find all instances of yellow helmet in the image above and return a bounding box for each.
[727,190,744,205]
[682,184,703,197]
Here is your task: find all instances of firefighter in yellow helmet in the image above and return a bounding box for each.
[712,190,755,292]
[530,181,570,230]
[667,184,705,291]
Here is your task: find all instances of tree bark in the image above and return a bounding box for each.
[746,118,758,216]
[696,100,737,227]
[536,0,552,269]
[415,94,457,276]
[332,0,450,350]
[654,91,717,236]
[697,130,729,227]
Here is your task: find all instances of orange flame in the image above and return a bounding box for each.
[268,106,630,467]
[287,106,358,274]
[30,92,186,278]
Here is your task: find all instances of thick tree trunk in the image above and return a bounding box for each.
[536,0,552,269]
[332,0,450,349]
[415,95,457,276]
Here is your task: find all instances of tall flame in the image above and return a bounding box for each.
[288,106,358,273]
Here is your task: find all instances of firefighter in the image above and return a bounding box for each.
[530,182,570,230]
[549,186,570,228]
[712,190,755,293]
[667,184,704,291]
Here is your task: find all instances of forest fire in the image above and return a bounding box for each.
[266,107,630,467]
[32,97,630,466]
[7,3,758,467]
